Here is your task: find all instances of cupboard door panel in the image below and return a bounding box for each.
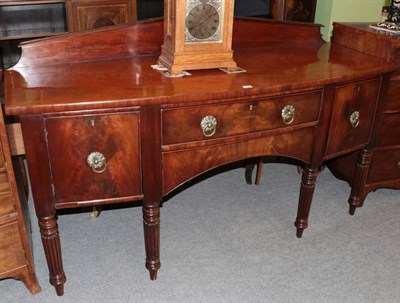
[325,78,380,158]
[367,147,400,184]
[45,112,142,204]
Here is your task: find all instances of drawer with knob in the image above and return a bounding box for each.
[250,91,321,132]
[325,78,381,158]
[162,102,251,145]
[44,112,142,206]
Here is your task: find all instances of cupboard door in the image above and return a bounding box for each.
[45,112,142,205]
[367,147,400,184]
[325,78,381,158]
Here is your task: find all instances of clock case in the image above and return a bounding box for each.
[158,0,237,75]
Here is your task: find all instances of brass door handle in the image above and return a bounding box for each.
[87,152,107,174]
[200,115,217,137]
[281,105,295,125]
[349,111,360,128]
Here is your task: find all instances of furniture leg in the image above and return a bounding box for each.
[38,215,66,296]
[295,166,319,238]
[348,148,372,215]
[90,205,102,219]
[244,160,255,184]
[17,268,41,294]
[255,158,264,185]
[142,201,161,280]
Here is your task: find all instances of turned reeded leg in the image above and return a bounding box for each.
[38,216,66,296]
[295,166,319,238]
[348,148,372,215]
[143,202,161,280]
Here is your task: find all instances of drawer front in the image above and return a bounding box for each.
[46,112,142,204]
[251,91,321,132]
[0,172,14,217]
[0,222,26,273]
[163,127,315,195]
[376,113,400,146]
[325,78,381,157]
[162,102,251,145]
[386,78,400,112]
[367,147,400,184]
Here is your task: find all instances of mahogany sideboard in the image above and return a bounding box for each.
[3,18,395,296]
[0,71,40,293]
[328,22,400,214]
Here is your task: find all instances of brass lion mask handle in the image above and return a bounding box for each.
[200,115,217,137]
[281,105,295,125]
[349,111,360,128]
[87,152,107,174]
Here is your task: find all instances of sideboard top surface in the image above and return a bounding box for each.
[4,19,396,115]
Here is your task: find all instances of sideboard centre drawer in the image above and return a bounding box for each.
[325,78,381,158]
[45,112,142,204]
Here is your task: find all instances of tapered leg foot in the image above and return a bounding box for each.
[39,216,66,296]
[149,269,158,280]
[55,284,64,296]
[295,166,318,238]
[295,219,308,238]
[296,228,304,239]
[349,204,356,216]
[348,148,372,216]
[143,202,161,281]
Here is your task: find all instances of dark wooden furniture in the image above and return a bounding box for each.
[66,0,137,32]
[0,0,138,69]
[270,0,317,22]
[0,70,41,294]
[328,22,400,214]
[3,18,394,296]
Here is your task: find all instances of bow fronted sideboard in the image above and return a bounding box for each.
[3,18,395,295]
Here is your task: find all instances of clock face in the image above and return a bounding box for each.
[185,0,223,43]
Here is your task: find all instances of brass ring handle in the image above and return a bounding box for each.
[87,152,107,174]
[349,111,360,128]
[200,115,217,137]
[281,105,295,125]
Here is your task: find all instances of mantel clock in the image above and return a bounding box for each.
[158,0,237,75]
